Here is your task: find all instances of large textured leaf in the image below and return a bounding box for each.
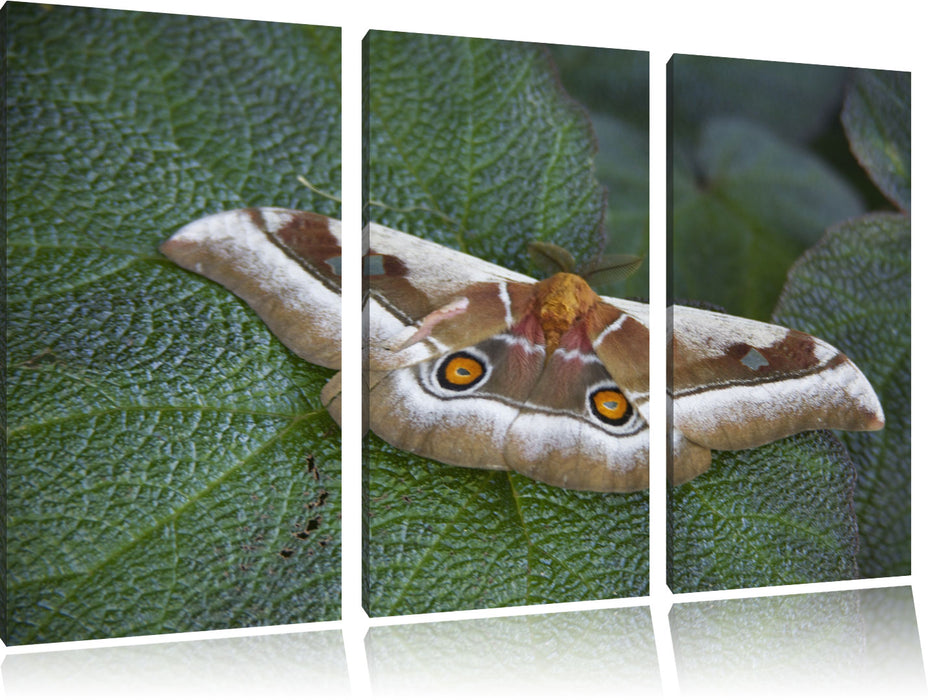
[5,5,341,644]
[841,69,911,213]
[668,432,859,592]
[366,33,607,272]
[363,32,649,615]
[774,214,910,578]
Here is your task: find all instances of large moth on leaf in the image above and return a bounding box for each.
[161,208,884,492]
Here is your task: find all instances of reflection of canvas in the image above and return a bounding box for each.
[672,587,925,695]
[363,31,650,616]
[667,55,910,593]
[3,4,342,644]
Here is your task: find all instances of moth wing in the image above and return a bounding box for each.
[670,304,884,483]
[161,208,342,370]
[503,308,650,492]
[365,224,549,471]
[590,298,650,423]
[369,285,653,492]
[366,223,538,369]
[322,372,342,424]
[367,222,537,310]
[368,329,545,472]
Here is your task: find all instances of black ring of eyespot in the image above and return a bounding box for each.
[436,351,488,391]
[588,385,633,426]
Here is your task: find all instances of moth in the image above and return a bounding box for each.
[161,208,885,493]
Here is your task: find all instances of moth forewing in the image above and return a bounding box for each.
[669,304,885,476]
[161,208,343,371]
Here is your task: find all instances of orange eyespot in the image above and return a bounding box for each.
[589,387,632,426]
[437,352,487,391]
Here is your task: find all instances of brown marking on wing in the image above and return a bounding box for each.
[365,249,435,325]
[424,281,536,352]
[251,209,342,291]
[672,328,837,396]
[588,302,650,395]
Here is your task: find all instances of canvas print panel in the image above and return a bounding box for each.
[666,54,910,592]
[363,31,650,615]
[3,3,342,644]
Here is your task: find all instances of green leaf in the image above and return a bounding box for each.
[366,439,647,614]
[671,117,865,320]
[773,213,911,578]
[366,32,610,273]
[364,32,649,615]
[5,5,341,643]
[668,432,859,593]
[841,69,911,212]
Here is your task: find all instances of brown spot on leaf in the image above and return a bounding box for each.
[307,490,329,509]
[305,453,320,480]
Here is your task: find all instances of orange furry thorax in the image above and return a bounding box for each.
[532,272,600,356]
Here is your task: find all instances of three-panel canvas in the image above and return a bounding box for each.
[3,2,910,648]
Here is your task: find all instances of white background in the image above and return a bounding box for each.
[2,1,931,697]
